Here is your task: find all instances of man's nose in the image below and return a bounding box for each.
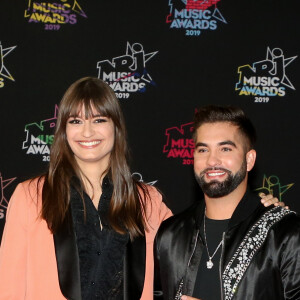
[206,150,221,167]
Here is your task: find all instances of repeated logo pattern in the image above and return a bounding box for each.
[24,0,87,30]
[163,122,195,165]
[22,105,58,161]
[235,47,297,103]
[255,175,294,202]
[0,42,16,88]
[166,0,226,36]
[0,173,17,220]
[97,42,158,99]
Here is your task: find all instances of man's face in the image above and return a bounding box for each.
[193,122,255,198]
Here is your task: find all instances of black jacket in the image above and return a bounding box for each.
[154,191,300,300]
[53,208,146,300]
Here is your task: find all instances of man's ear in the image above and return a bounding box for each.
[246,149,256,171]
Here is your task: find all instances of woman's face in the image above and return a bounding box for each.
[66,105,115,169]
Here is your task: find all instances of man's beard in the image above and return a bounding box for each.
[195,159,247,198]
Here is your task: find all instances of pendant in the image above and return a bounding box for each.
[207,259,213,269]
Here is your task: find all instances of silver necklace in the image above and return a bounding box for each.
[203,211,223,269]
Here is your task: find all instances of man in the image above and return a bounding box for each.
[154,105,300,300]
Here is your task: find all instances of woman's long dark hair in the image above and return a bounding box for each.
[40,77,148,239]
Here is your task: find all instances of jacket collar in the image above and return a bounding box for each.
[194,188,262,228]
[194,199,206,229]
[228,189,263,229]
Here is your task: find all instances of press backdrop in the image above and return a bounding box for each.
[0,0,299,239]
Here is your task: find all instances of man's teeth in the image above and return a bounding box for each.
[79,141,101,146]
[208,172,225,176]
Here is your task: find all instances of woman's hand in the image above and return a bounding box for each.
[259,193,289,209]
[181,296,202,300]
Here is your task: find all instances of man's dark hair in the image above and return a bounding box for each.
[193,105,257,150]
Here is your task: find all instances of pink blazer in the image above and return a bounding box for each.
[0,179,172,300]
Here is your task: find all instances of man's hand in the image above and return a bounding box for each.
[181,295,202,300]
[259,193,289,209]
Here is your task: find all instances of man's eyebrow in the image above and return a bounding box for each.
[195,140,237,148]
[219,140,237,148]
[195,142,207,148]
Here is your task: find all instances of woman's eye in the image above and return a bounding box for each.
[68,118,81,124]
[94,118,107,123]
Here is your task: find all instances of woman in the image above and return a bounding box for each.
[0,77,282,300]
[0,77,172,300]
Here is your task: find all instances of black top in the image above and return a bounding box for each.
[193,217,229,300]
[70,176,129,300]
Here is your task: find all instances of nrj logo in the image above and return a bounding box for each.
[22,105,58,162]
[255,174,294,202]
[24,0,87,31]
[97,42,158,99]
[235,47,297,103]
[132,172,158,186]
[0,42,16,89]
[0,173,17,220]
[163,122,195,165]
[166,0,227,36]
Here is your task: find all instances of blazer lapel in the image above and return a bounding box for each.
[54,209,82,300]
[124,235,146,300]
